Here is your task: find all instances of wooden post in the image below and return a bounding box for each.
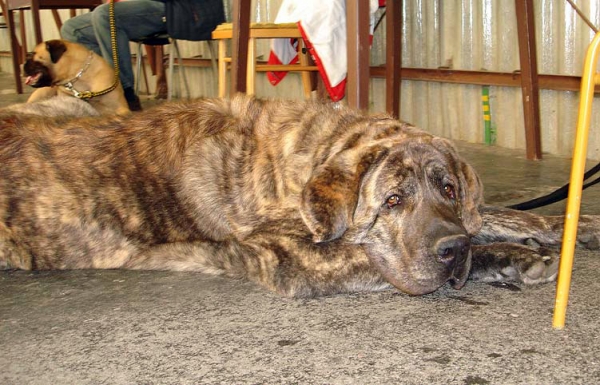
[385,0,402,118]
[230,0,251,94]
[346,0,371,111]
[515,0,542,160]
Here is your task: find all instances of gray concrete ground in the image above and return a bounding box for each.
[1,72,600,384]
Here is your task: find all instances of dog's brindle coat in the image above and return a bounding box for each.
[1,96,598,297]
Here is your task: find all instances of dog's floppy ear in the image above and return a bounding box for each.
[432,138,484,235]
[46,40,67,63]
[300,145,387,243]
[457,157,484,235]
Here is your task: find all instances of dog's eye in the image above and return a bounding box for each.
[385,194,401,209]
[443,184,456,200]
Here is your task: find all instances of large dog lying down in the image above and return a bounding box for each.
[1,95,598,297]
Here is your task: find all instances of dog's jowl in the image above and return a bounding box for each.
[1,95,598,297]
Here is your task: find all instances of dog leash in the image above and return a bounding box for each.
[509,1,599,211]
[508,161,600,210]
[64,0,121,100]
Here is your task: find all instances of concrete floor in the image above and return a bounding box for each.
[1,72,600,384]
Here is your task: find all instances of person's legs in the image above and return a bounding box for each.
[61,12,102,57]
[91,0,166,98]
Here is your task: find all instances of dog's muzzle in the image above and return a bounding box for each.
[23,59,53,88]
[434,235,472,289]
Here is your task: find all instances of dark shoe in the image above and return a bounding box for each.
[123,87,143,111]
[127,95,143,111]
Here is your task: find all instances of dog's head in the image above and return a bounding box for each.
[300,119,483,295]
[23,40,68,88]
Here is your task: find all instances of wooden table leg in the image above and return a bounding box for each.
[51,10,63,32]
[386,0,402,118]
[0,0,7,19]
[30,1,43,44]
[515,0,542,160]
[18,10,26,62]
[7,8,23,94]
[230,0,251,94]
[346,0,370,111]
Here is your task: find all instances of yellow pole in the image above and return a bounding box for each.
[553,31,600,330]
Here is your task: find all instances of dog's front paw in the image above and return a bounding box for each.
[471,243,559,285]
[510,246,559,284]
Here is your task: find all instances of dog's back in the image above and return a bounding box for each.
[0,95,412,274]
[0,96,348,268]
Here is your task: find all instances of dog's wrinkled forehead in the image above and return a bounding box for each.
[381,140,457,178]
[32,40,67,64]
[362,139,466,204]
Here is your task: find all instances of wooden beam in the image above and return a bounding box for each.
[82,49,600,93]
[369,67,600,93]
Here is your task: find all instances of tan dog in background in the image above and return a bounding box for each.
[24,39,130,116]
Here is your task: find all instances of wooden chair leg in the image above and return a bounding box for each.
[230,0,251,94]
[142,64,150,95]
[51,10,63,32]
[298,40,313,99]
[206,40,219,80]
[7,9,23,94]
[346,0,370,111]
[18,10,27,63]
[386,0,402,118]
[172,39,190,99]
[135,43,143,95]
[31,2,42,44]
[246,37,255,95]
[168,43,175,100]
[218,39,227,97]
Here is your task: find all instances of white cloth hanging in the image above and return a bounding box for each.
[268,0,380,101]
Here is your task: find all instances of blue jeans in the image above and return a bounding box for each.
[61,0,166,90]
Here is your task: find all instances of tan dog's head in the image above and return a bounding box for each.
[23,40,68,88]
[300,120,484,295]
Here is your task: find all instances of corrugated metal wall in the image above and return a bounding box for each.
[1,0,600,159]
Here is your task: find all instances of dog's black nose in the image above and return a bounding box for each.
[435,235,470,266]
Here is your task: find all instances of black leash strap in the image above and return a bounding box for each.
[508,160,600,210]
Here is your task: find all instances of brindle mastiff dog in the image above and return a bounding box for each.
[1,95,598,297]
[23,39,130,116]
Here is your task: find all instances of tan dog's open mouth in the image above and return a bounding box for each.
[25,73,42,86]
[23,59,53,88]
